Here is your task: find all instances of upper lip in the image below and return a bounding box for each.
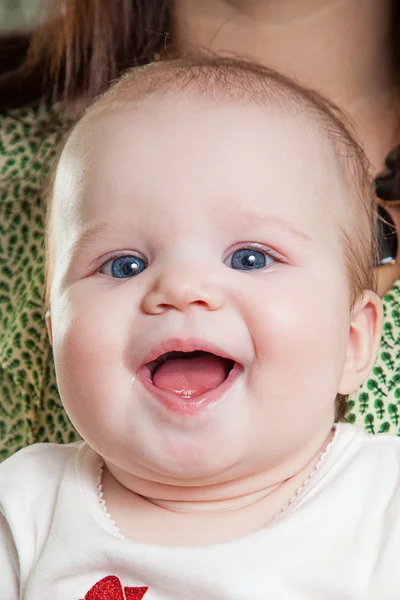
[139,337,241,370]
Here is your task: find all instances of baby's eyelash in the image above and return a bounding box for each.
[89,243,285,280]
[226,243,286,262]
[90,250,147,276]
[223,243,286,272]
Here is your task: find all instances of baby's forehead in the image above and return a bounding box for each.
[64,91,339,174]
[53,93,345,232]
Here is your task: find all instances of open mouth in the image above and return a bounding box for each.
[144,350,236,399]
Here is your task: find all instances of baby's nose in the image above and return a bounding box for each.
[142,263,224,315]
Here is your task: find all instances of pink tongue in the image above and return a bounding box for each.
[153,355,228,397]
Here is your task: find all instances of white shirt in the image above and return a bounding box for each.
[1,424,400,599]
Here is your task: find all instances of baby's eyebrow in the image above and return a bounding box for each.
[73,222,125,251]
[72,214,313,254]
[238,210,313,243]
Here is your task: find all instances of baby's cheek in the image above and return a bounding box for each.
[51,293,126,414]
[246,273,350,380]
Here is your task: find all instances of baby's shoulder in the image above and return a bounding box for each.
[0,442,83,508]
[335,425,400,496]
[349,425,400,458]
[0,443,86,581]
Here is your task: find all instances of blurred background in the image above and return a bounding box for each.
[0,0,39,30]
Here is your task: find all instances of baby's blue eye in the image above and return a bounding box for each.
[228,248,271,270]
[101,255,147,279]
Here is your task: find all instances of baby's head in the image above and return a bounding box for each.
[46,58,381,488]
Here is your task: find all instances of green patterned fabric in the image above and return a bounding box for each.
[0,104,400,461]
[0,105,79,461]
[348,279,400,434]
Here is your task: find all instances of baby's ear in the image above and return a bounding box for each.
[45,310,53,347]
[338,291,383,395]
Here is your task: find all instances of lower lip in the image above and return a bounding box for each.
[137,363,243,416]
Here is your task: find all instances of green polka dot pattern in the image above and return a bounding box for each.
[0,105,400,462]
[0,105,80,461]
[348,279,400,435]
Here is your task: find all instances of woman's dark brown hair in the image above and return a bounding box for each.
[0,0,170,110]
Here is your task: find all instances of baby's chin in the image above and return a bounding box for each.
[111,432,250,486]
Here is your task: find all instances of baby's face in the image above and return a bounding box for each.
[49,96,354,484]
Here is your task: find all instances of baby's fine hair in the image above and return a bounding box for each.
[46,56,379,420]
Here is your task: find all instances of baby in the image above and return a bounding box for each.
[0,57,398,599]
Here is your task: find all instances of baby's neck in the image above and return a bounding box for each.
[146,483,283,513]
[101,426,336,546]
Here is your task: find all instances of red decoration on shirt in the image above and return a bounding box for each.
[83,575,148,600]
[124,588,148,600]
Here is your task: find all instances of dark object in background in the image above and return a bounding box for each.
[376,145,400,201]
[0,32,30,75]
[377,204,398,266]
[376,144,400,265]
